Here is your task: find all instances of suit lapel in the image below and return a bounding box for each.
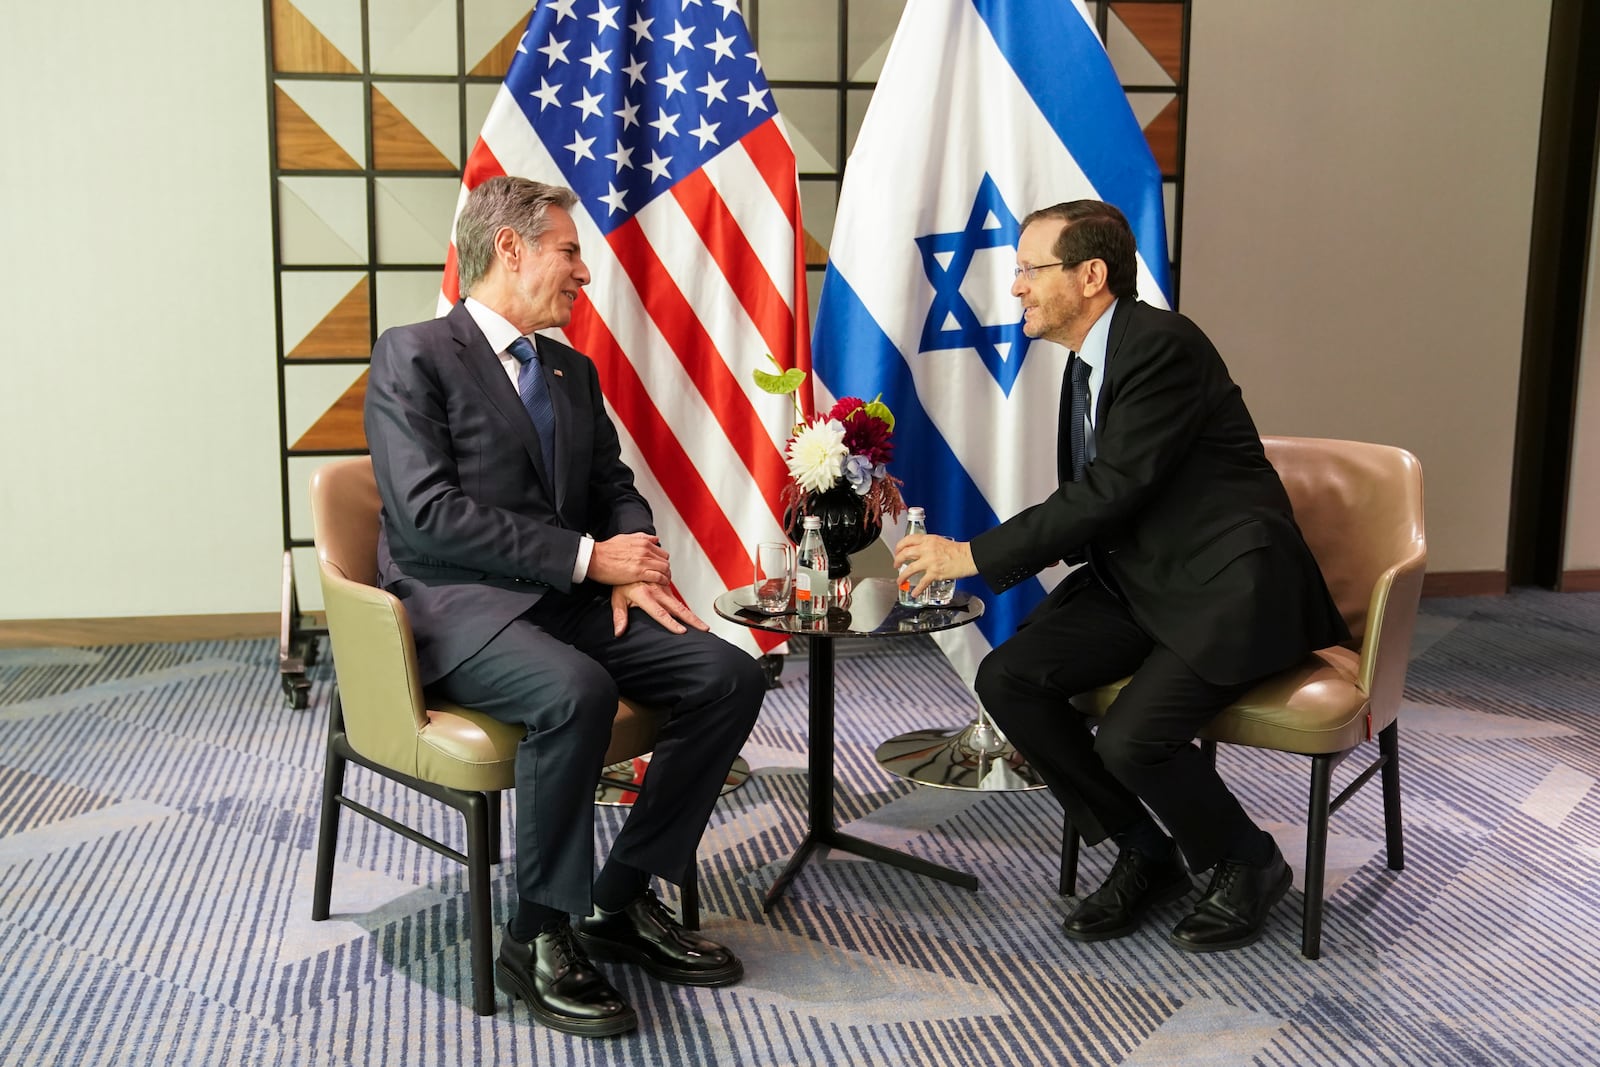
[447,303,558,500]
[1097,299,1138,427]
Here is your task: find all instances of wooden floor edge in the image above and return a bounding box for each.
[1560,570,1600,592]
[1421,571,1508,597]
[0,612,319,648]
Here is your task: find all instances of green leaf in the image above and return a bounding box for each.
[862,394,895,430]
[753,366,807,396]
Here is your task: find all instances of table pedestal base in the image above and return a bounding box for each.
[763,827,980,911]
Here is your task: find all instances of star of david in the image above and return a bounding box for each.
[915,173,1031,394]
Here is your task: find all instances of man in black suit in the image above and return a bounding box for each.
[895,200,1346,953]
[365,176,765,1035]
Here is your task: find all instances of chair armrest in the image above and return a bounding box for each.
[1357,546,1427,731]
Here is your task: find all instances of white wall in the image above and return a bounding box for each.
[0,2,282,618]
[1181,0,1550,574]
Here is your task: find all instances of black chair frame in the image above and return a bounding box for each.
[1058,722,1404,959]
[310,686,700,1017]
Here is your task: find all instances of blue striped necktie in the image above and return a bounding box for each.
[507,336,556,476]
[1068,355,1092,482]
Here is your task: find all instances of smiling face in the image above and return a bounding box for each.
[500,206,590,334]
[1011,218,1111,352]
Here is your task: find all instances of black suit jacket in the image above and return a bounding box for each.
[971,299,1348,686]
[364,301,654,683]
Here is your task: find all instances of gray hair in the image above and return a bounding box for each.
[454,177,579,294]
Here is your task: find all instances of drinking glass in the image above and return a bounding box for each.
[754,541,795,612]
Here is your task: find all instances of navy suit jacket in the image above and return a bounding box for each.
[364,301,654,683]
[971,299,1348,687]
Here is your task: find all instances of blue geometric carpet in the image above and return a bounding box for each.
[3,591,1599,1065]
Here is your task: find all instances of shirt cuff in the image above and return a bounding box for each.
[572,534,595,584]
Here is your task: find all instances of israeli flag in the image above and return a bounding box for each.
[813,0,1171,685]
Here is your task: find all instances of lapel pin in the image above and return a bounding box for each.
[553,369,564,378]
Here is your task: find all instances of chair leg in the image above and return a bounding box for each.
[487,791,502,866]
[310,692,347,922]
[680,855,701,931]
[1379,721,1405,871]
[1059,822,1080,897]
[463,792,497,1016]
[1301,754,1334,960]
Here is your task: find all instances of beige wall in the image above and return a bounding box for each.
[0,2,281,618]
[1181,0,1551,575]
[1564,161,1600,574]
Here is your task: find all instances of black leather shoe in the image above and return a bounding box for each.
[495,924,637,1037]
[1062,848,1193,942]
[577,890,743,987]
[1169,840,1293,953]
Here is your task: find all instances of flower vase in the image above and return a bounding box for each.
[785,486,883,597]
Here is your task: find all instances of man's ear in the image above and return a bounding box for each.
[1081,258,1109,297]
[492,226,522,272]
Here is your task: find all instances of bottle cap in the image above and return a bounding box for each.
[907,506,925,520]
[802,515,822,529]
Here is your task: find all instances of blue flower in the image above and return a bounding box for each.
[843,453,874,494]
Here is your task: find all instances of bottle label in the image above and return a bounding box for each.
[796,568,827,615]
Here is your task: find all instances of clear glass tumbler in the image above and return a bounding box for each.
[754,541,795,612]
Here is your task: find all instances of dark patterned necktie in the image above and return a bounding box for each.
[507,336,556,476]
[1069,355,1092,482]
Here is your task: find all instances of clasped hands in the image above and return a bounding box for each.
[587,531,708,636]
[892,533,978,597]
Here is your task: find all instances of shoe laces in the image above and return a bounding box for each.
[542,924,587,968]
[1106,850,1151,893]
[1208,860,1244,897]
[637,889,679,927]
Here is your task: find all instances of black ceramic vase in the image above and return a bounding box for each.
[784,485,882,579]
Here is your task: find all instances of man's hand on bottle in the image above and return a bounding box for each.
[892,534,978,598]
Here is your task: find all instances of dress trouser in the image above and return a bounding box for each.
[430,587,766,917]
[974,576,1260,872]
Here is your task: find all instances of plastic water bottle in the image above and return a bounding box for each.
[795,515,829,619]
[898,507,927,607]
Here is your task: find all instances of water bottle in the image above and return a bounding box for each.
[898,507,927,607]
[795,515,829,619]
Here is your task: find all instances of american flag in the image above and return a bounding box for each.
[442,0,809,653]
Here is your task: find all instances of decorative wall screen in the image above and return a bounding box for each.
[265,0,1190,703]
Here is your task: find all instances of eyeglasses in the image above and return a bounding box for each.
[1012,260,1077,282]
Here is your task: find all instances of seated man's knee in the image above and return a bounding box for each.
[974,644,1023,706]
[1093,715,1179,786]
[545,661,622,738]
[713,642,768,719]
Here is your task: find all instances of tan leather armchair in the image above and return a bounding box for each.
[308,457,694,1015]
[1060,436,1426,958]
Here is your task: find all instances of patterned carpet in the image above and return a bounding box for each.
[3,591,1600,1065]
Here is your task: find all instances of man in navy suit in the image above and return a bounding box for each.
[365,176,765,1036]
[896,201,1347,953]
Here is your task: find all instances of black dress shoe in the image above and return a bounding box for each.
[1169,840,1293,953]
[495,924,637,1037]
[577,890,743,987]
[1062,848,1193,942]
